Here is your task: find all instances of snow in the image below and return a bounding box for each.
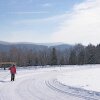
[57,65,100,92]
[0,65,100,100]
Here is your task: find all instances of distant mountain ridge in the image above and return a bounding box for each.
[0,41,73,51]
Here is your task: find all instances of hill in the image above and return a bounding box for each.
[0,41,72,51]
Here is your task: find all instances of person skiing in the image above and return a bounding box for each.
[9,64,16,81]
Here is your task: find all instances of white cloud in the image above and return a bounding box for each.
[51,0,100,45]
[42,3,52,7]
[13,14,67,25]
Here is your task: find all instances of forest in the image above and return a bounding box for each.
[0,43,100,67]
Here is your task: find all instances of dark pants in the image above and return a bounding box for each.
[11,73,15,81]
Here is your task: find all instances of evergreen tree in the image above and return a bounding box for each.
[69,50,77,65]
[78,50,85,65]
[50,48,57,65]
[85,44,96,64]
[95,44,100,63]
[34,57,38,66]
[60,56,65,65]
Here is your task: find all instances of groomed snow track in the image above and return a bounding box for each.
[0,69,100,100]
[46,79,100,100]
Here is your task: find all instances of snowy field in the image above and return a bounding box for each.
[57,66,100,92]
[0,65,100,100]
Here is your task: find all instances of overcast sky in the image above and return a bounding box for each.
[0,0,100,45]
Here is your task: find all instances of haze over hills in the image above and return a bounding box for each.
[0,41,73,51]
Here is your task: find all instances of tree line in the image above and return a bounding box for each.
[0,44,100,67]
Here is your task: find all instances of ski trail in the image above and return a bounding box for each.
[0,70,85,100]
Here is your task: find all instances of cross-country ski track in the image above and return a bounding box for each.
[0,67,98,100]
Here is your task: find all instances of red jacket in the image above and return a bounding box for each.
[9,66,16,74]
